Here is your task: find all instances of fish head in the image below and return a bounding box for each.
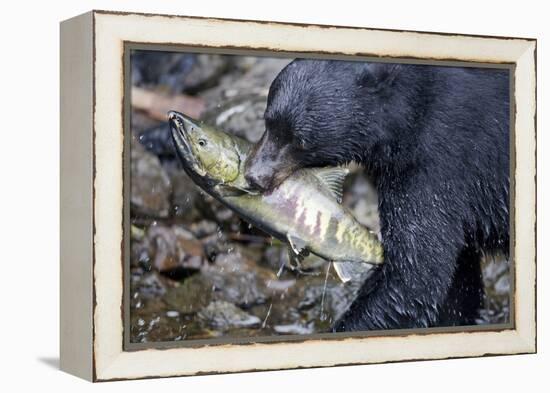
[168,110,241,187]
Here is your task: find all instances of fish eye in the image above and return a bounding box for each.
[198,139,207,147]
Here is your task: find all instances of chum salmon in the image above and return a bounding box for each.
[168,110,383,282]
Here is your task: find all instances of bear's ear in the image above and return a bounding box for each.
[358,63,401,91]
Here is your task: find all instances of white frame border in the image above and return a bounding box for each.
[90,11,536,381]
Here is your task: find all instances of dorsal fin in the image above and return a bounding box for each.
[313,167,349,203]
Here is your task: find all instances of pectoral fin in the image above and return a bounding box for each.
[286,248,322,277]
[286,233,310,260]
[332,261,374,283]
[286,248,301,269]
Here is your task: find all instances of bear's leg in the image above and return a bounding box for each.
[332,208,463,332]
[438,248,484,326]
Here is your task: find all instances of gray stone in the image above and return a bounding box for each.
[147,224,205,273]
[130,137,172,218]
[198,301,262,330]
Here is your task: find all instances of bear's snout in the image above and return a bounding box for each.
[244,151,283,191]
[244,170,270,192]
[244,131,291,191]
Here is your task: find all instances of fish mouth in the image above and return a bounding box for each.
[236,182,262,195]
[168,110,206,176]
[168,110,261,196]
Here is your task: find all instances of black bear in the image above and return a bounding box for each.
[244,59,510,331]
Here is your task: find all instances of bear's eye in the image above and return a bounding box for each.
[198,139,207,147]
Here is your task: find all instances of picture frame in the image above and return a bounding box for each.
[60,10,537,381]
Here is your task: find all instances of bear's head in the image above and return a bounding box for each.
[244,59,401,191]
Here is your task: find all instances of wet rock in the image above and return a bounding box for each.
[291,273,365,328]
[130,310,210,343]
[265,279,296,293]
[138,123,175,161]
[130,241,152,270]
[205,252,271,308]
[164,164,201,221]
[181,55,230,93]
[147,225,205,274]
[131,51,195,91]
[130,137,172,218]
[201,233,231,261]
[131,272,167,300]
[480,253,510,324]
[132,86,206,122]
[343,171,380,233]
[131,224,146,241]
[262,245,286,271]
[136,58,291,159]
[130,225,152,269]
[297,285,325,310]
[352,199,380,233]
[201,219,240,261]
[273,323,315,335]
[162,249,272,314]
[230,56,260,73]
[198,301,261,330]
[201,58,292,143]
[202,95,268,143]
[214,206,235,223]
[210,270,267,308]
[203,58,290,102]
[132,52,230,94]
[482,255,509,280]
[131,110,163,135]
[190,219,219,238]
[494,274,510,295]
[163,275,212,314]
[327,283,364,321]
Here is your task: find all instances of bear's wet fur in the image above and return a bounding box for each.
[244,59,510,330]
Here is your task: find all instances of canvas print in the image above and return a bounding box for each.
[128,50,511,344]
